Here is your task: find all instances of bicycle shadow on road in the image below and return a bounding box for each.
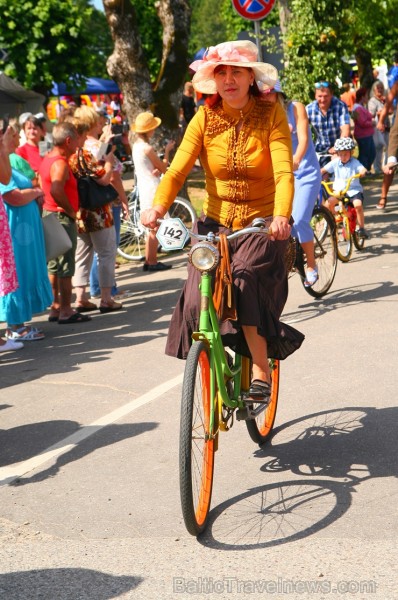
[0,568,142,599]
[260,406,398,481]
[284,280,398,323]
[199,406,397,550]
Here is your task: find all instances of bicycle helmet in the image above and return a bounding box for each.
[334,137,356,152]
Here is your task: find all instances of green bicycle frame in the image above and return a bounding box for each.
[192,272,245,435]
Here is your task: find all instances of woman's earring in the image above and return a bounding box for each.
[250,82,254,87]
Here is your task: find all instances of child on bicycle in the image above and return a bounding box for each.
[321,137,369,238]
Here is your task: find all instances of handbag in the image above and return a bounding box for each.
[42,212,73,261]
[76,148,118,210]
[212,233,237,322]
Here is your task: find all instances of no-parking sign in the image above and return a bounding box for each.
[231,0,276,21]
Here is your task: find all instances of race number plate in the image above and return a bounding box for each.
[156,218,190,251]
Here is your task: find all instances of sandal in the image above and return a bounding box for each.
[6,327,45,341]
[376,197,387,210]
[99,301,123,313]
[74,301,97,312]
[58,312,91,324]
[48,308,60,322]
[246,379,272,403]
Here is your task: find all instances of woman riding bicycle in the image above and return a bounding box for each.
[141,40,304,401]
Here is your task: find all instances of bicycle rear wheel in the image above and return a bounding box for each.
[353,230,366,251]
[180,341,215,536]
[246,359,280,446]
[117,189,146,261]
[336,216,353,262]
[301,206,337,298]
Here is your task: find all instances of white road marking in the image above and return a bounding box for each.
[0,374,183,487]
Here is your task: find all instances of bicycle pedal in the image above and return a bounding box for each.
[236,407,252,421]
[242,394,270,405]
[236,400,269,421]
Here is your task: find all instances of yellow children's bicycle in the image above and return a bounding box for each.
[156,217,280,536]
[321,174,366,262]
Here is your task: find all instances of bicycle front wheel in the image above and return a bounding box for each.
[180,341,215,536]
[304,206,337,298]
[336,216,353,262]
[246,359,280,446]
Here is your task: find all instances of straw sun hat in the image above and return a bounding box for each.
[189,40,278,95]
[131,111,161,133]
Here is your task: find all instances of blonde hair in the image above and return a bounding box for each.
[73,105,99,130]
[62,115,89,136]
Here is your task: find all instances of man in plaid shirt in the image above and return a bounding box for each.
[306,82,351,161]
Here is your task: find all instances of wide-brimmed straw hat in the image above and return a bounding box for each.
[189,40,278,94]
[131,112,161,133]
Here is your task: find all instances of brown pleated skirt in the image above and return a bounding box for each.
[165,216,304,360]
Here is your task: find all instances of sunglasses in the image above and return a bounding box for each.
[315,81,330,88]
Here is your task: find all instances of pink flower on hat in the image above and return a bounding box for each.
[206,42,256,64]
[189,40,278,95]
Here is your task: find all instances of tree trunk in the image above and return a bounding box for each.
[355,47,374,90]
[277,0,292,71]
[278,0,291,37]
[103,0,153,123]
[103,0,191,135]
[153,0,192,131]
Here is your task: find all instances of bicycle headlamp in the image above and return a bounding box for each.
[188,242,219,272]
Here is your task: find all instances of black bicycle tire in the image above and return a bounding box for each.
[301,205,338,299]
[352,230,366,251]
[336,217,353,262]
[180,341,215,536]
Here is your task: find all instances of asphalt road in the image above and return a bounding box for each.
[0,178,397,600]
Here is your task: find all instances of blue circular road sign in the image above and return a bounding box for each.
[231,0,276,21]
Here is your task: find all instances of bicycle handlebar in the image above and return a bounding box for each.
[321,173,361,198]
[157,217,270,244]
[191,221,270,244]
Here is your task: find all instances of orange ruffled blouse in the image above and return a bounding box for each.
[154,96,294,230]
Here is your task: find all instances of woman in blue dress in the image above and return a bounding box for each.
[0,125,53,340]
[265,83,322,286]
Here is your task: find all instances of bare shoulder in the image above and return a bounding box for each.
[50,156,68,180]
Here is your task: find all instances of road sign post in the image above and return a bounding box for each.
[231,0,276,59]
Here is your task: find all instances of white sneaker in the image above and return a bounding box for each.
[304,268,319,287]
[0,338,24,352]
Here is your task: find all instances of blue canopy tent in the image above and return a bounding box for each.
[192,48,206,61]
[51,77,120,96]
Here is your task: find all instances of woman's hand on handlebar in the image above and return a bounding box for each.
[269,216,291,241]
[140,205,166,230]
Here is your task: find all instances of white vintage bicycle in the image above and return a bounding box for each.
[117,187,197,261]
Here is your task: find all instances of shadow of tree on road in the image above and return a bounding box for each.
[0,421,157,485]
[0,568,142,599]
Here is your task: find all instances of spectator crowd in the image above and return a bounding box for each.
[1,50,398,353]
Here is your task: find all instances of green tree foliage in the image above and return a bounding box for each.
[188,0,230,56]
[0,0,110,95]
[132,0,163,78]
[282,0,398,103]
[282,0,349,102]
